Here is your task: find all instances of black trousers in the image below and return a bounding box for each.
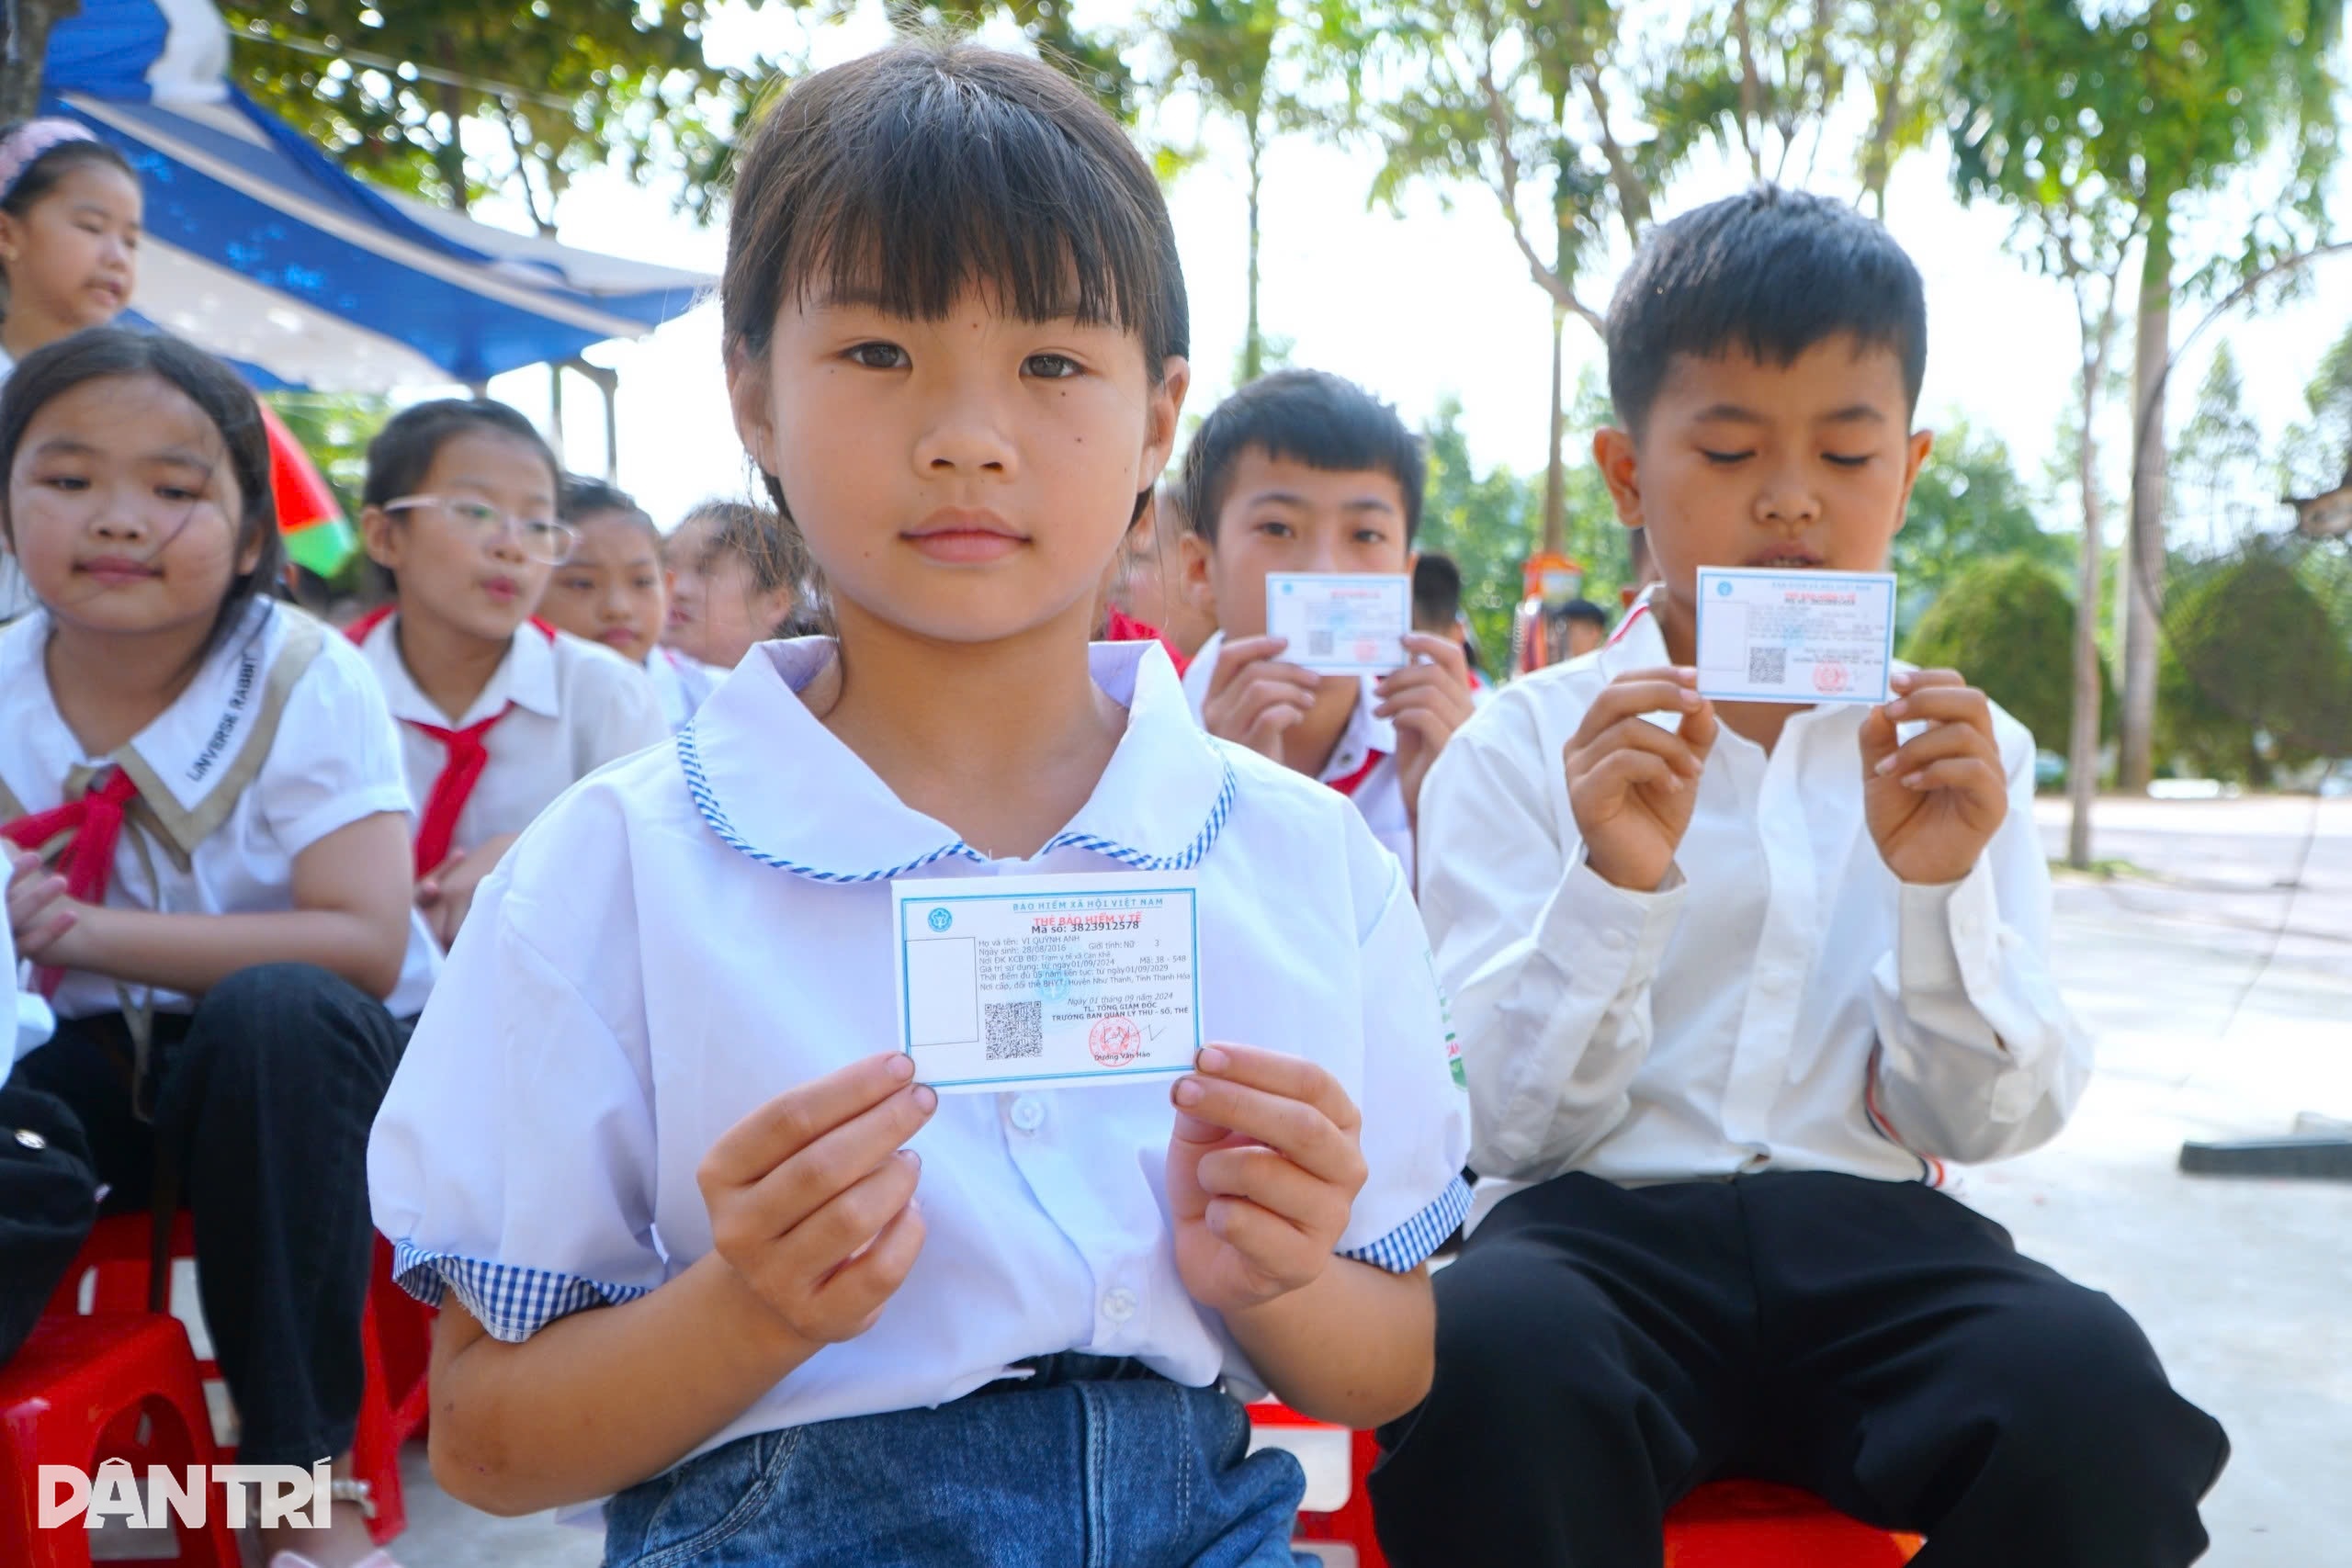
[1371,1171,2229,1568]
[15,962,402,1466]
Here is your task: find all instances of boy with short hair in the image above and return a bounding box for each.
[1179,370,1474,876]
[1374,187,2225,1566]
[1409,550,1490,704]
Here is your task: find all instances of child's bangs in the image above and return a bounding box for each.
[784,106,1154,342]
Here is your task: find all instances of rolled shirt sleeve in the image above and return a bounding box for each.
[1330,820,1472,1271]
[1415,694,1683,1183]
[1866,716,2091,1164]
[368,793,667,1340]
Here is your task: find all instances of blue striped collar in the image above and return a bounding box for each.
[679,637,1237,885]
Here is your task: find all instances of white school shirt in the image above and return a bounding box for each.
[5,914,55,1089]
[1182,629,1415,884]
[1416,592,2088,1203]
[351,613,669,854]
[0,598,441,1021]
[644,646,722,733]
[370,637,1470,1468]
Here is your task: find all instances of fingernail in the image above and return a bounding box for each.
[1902,772,1927,789]
[887,1053,916,1080]
[1198,1044,1229,1072]
[900,1148,921,1168]
[1874,756,1897,775]
[1885,700,1908,719]
[912,1084,938,1113]
[1679,690,1702,709]
[1173,1077,1205,1106]
[1674,667,1698,682]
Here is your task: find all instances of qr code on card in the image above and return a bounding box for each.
[985,1000,1043,1060]
[1747,646,1787,683]
[1308,628,1335,659]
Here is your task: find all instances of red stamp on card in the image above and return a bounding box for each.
[1088,1015,1140,1067]
[1814,661,1851,694]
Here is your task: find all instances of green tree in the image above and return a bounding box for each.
[1156,0,1295,383]
[1950,0,2346,795]
[225,5,775,221]
[0,0,80,120]
[1418,395,1540,672]
[2158,543,2352,782]
[2280,321,2352,497]
[2169,344,2269,552]
[1905,554,2109,759]
[1894,421,2071,640]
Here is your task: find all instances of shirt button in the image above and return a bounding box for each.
[1600,929,1629,953]
[1009,1096,1045,1134]
[1102,1286,1137,1323]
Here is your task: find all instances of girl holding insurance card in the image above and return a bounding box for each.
[368,41,1468,1568]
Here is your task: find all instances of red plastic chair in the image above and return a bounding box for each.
[1666,1481,1923,1565]
[0,1313,243,1567]
[1248,1403,1923,1567]
[45,1215,414,1546]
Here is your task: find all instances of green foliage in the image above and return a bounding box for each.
[1904,553,2108,750]
[1894,421,2071,640]
[2157,541,2352,781]
[2280,321,2352,496]
[264,391,390,519]
[1417,385,1631,678]
[224,3,782,222]
[2169,342,2272,546]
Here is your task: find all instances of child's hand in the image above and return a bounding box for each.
[416,834,515,948]
[1860,669,2007,886]
[1376,633,1477,825]
[696,1052,935,1348]
[6,846,81,961]
[1200,635,1322,765]
[1564,667,1718,892]
[1167,1043,1367,1315]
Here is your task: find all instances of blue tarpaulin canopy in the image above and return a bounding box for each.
[39,0,712,391]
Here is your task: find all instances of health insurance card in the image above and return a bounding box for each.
[1694,567,1897,705]
[1265,572,1411,676]
[891,871,1202,1092]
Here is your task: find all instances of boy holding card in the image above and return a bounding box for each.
[1373,187,2226,1567]
[1177,370,1474,879]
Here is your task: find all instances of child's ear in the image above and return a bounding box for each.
[0,213,22,267]
[1592,427,1645,528]
[726,346,779,482]
[1177,526,1216,619]
[358,504,403,571]
[1893,428,1935,535]
[1141,357,1192,485]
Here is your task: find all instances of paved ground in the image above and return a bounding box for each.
[366,798,2352,1566]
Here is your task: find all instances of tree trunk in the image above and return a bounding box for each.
[2119,202,2173,793]
[1542,301,1566,556]
[2066,349,2109,867]
[1241,127,1263,383]
[435,35,469,215]
[0,0,81,122]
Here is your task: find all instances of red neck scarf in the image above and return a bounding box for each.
[1101,606,1191,678]
[1327,750,1387,798]
[346,607,557,874]
[2,768,140,995]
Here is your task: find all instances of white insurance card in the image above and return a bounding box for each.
[891,871,1202,1092]
[1266,572,1411,676]
[1694,567,1897,705]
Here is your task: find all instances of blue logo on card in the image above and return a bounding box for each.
[927,907,953,932]
[1715,579,1733,595]
[1038,965,1071,1002]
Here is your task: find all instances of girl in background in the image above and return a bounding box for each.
[0,329,435,1568]
[348,400,666,948]
[660,497,802,671]
[0,118,139,621]
[539,475,719,731]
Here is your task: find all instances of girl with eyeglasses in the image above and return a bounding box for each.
[348,399,666,949]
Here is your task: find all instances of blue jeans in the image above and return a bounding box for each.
[601,1354,1310,1566]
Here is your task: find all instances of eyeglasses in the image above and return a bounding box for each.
[383,495,578,566]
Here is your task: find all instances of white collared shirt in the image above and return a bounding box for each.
[351,614,669,853]
[370,638,1469,1466]
[1182,630,1414,884]
[644,647,722,733]
[0,599,441,1020]
[1417,592,2088,1201]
